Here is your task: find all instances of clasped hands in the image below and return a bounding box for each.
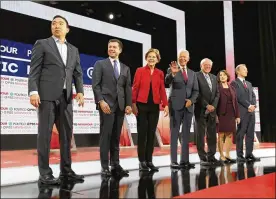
[248,105,256,113]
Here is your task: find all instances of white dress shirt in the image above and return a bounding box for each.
[180,65,188,77]
[109,57,121,75]
[30,36,68,96]
[237,77,252,108]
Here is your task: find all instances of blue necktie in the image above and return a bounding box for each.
[114,60,119,79]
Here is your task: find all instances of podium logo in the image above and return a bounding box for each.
[87,67,93,79]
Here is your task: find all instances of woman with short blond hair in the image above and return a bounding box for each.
[132,48,169,171]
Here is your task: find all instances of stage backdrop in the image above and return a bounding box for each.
[0,39,260,139]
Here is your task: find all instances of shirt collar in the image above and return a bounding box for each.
[238,77,245,82]
[201,71,209,77]
[52,35,67,44]
[179,64,187,71]
[109,57,119,64]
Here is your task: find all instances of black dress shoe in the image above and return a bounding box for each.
[101,168,111,176]
[237,156,246,163]
[225,157,237,163]
[59,170,84,181]
[139,162,149,171]
[179,162,195,169]
[200,159,211,166]
[170,162,180,169]
[209,157,223,166]
[220,158,231,164]
[111,165,129,176]
[39,175,61,185]
[146,162,159,171]
[246,154,261,162]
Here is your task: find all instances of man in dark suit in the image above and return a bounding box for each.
[165,50,199,169]
[92,39,132,176]
[194,58,222,166]
[231,64,260,162]
[28,15,84,185]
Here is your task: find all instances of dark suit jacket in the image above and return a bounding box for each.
[194,71,220,117]
[28,37,84,102]
[217,83,240,118]
[230,78,256,118]
[92,58,132,112]
[165,67,199,111]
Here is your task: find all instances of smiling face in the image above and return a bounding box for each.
[146,52,158,67]
[51,17,69,38]
[219,71,228,83]
[201,59,213,74]
[178,51,190,67]
[108,41,122,59]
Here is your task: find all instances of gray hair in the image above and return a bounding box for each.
[200,58,213,66]
[235,64,246,74]
[177,49,190,58]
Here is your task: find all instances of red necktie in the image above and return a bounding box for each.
[183,69,188,83]
[243,80,247,88]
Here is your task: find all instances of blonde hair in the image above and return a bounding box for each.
[145,48,161,63]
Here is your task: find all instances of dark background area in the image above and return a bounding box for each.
[1,1,275,150]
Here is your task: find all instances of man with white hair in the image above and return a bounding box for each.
[231,64,260,163]
[194,58,222,166]
[165,49,199,169]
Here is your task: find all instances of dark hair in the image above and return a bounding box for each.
[108,39,123,50]
[52,15,69,27]
[217,70,230,83]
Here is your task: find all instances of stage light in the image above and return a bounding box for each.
[108,13,114,20]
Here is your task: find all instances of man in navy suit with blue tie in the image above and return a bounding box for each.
[92,39,132,176]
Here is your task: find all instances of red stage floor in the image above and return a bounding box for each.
[175,172,276,198]
[1,143,274,168]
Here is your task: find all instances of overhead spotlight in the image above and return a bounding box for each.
[108,13,114,20]
[136,22,142,26]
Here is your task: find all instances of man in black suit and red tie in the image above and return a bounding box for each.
[28,15,84,185]
[231,64,260,163]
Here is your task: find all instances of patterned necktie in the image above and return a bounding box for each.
[182,69,188,83]
[113,60,119,79]
[243,80,247,89]
[205,74,212,91]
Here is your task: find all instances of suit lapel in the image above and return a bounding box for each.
[47,37,65,67]
[66,43,72,68]
[187,68,192,84]
[200,72,212,94]
[211,75,216,94]
[237,78,248,92]
[118,62,124,80]
[177,67,185,82]
[106,58,117,82]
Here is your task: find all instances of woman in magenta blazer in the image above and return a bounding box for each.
[217,70,240,164]
[132,48,169,171]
